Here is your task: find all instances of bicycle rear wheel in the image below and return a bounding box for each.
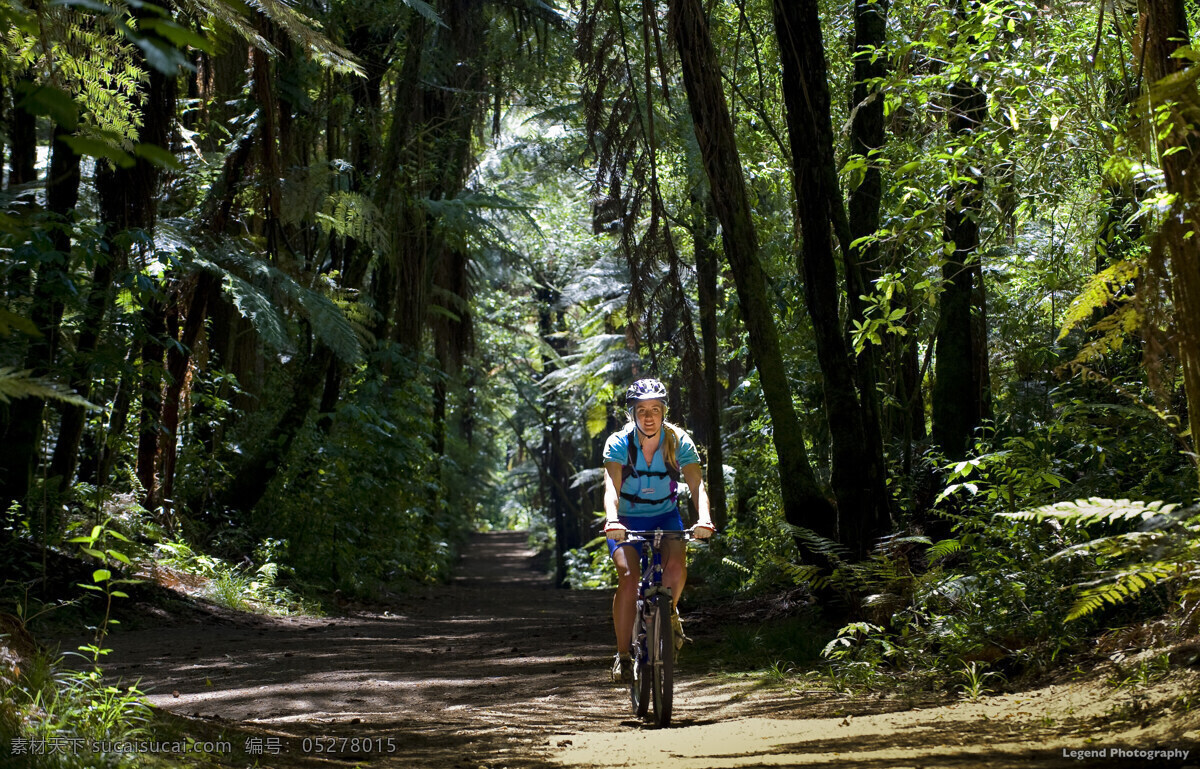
[630,611,650,718]
[651,598,674,727]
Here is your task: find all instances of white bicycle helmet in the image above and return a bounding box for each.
[625,378,668,405]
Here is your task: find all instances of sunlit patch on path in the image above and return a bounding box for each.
[93,532,1200,768]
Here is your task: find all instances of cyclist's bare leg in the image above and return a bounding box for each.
[660,538,686,610]
[611,545,640,653]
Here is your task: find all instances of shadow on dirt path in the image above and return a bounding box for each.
[94,532,1200,769]
[98,531,627,767]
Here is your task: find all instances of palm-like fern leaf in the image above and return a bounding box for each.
[0,367,100,410]
[204,251,363,363]
[183,0,363,75]
[1066,562,1181,621]
[1000,497,1178,526]
[1002,498,1198,621]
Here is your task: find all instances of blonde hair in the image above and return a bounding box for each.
[662,421,681,472]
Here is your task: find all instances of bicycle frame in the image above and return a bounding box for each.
[622,530,689,727]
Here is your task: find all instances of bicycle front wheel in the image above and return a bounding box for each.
[651,598,674,727]
[630,611,650,718]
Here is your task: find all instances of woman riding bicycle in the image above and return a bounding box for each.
[603,378,715,684]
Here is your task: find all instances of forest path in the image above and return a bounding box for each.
[98,532,1197,768]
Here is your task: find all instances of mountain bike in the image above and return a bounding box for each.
[623,529,700,728]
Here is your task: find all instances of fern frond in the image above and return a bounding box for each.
[422,190,537,253]
[722,556,751,575]
[1066,562,1180,621]
[1001,497,1178,526]
[0,308,40,337]
[1048,530,1167,561]
[928,538,962,560]
[190,255,361,363]
[217,268,295,356]
[778,559,824,588]
[0,368,100,410]
[184,0,363,75]
[875,534,932,550]
[291,281,363,364]
[780,522,851,562]
[316,191,387,253]
[1066,302,1141,365]
[1058,258,1138,341]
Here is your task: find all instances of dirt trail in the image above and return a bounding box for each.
[97,532,1199,768]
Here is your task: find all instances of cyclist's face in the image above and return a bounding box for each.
[634,401,665,435]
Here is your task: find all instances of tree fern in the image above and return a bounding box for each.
[199,250,364,364]
[1066,562,1181,621]
[1057,258,1138,342]
[0,367,98,410]
[1000,498,1198,621]
[1001,497,1179,526]
[165,221,365,364]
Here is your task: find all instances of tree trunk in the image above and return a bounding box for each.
[931,69,990,460]
[771,0,890,553]
[78,347,136,487]
[156,273,219,512]
[848,0,893,451]
[0,81,6,192]
[52,29,179,501]
[692,198,728,530]
[149,114,260,512]
[668,0,836,541]
[37,128,83,495]
[137,303,167,510]
[1139,0,1200,484]
[218,344,334,516]
[0,125,82,517]
[6,76,36,191]
[2,75,38,310]
[537,282,579,586]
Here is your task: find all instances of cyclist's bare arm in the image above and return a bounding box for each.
[603,462,627,539]
[681,463,715,537]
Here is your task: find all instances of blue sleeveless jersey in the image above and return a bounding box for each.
[603,424,700,518]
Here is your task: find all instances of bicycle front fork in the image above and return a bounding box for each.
[634,586,672,654]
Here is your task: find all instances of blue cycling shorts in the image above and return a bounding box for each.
[606,508,685,556]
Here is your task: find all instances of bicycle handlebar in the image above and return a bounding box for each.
[621,526,713,541]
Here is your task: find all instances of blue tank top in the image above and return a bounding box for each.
[603,425,700,518]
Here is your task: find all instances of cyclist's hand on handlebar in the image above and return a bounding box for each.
[604,520,628,541]
[691,521,716,539]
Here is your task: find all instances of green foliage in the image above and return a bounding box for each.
[251,350,473,594]
[563,540,615,590]
[153,539,314,614]
[191,244,364,365]
[0,524,151,768]
[0,368,98,409]
[1000,499,1199,623]
[956,660,1004,701]
[66,520,142,660]
[1,649,152,769]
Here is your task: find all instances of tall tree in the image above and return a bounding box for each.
[691,197,728,530]
[668,0,836,541]
[0,125,80,515]
[771,0,891,552]
[931,0,991,460]
[1139,0,1200,486]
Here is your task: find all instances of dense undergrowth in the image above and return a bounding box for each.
[1,345,503,767]
[564,383,1200,708]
